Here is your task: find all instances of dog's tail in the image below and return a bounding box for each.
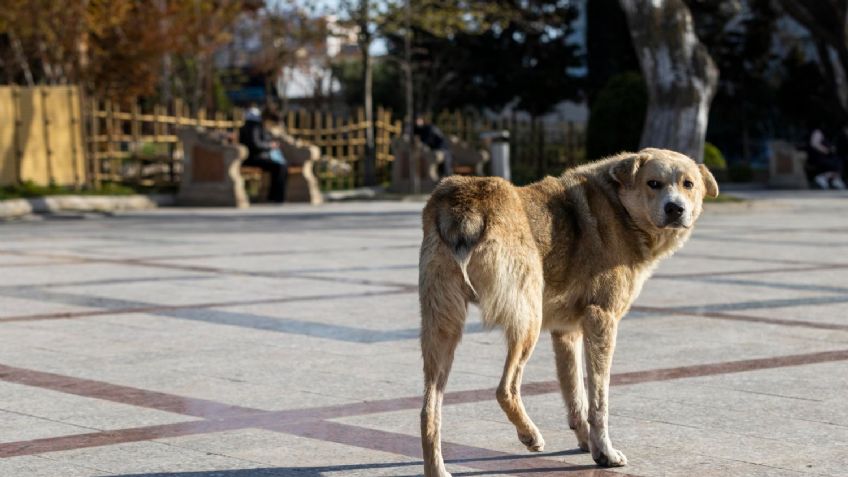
[435,207,485,298]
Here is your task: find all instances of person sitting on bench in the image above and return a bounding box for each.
[807,126,846,190]
[239,107,289,202]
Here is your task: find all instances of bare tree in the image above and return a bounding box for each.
[342,0,378,186]
[619,0,719,162]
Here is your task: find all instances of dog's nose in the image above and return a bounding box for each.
[664,202,684,219]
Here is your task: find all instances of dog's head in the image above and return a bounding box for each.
[609,148,718,231]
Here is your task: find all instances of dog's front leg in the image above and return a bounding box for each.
[552,330,590,451]
[582,306,627,467]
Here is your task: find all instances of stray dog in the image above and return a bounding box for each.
[419,148,718,476]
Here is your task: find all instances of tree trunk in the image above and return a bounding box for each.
[158,0,173,104]
[9,32,35,86]
[619,0,718,163]
[404,0,418,194]
[360,0,377,186]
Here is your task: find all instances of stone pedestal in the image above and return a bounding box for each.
[277,132,323,204]
[768,140,808,189]
[389,138,442,194]
[176,128,249,208]
[448,137,490,176]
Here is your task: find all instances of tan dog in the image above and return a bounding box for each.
[418,148,718,476]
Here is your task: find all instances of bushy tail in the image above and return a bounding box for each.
[436,208,485,298]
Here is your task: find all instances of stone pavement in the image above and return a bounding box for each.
[0,190,847,477]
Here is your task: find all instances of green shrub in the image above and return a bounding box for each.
[0,181,138,200]
[703,142,727,170]
[586,72,648,161]
[728,163,754,182]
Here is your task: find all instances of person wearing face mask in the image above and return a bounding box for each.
[239,107,289,202]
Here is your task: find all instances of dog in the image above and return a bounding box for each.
[418,148,718,476]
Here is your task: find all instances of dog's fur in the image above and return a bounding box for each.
[419,148,718,476]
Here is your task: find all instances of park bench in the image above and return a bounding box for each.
[176,127,250,208]
[240,132,323,205]
[768,140,808,189]
[389,137,443,193]
[176,126,324,206]
[276,132,323,204]
[447,136,490,176]
[177,127,323,206]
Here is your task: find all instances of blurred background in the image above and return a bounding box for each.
[0,0,845,196]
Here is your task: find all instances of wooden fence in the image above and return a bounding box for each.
[86,99,244,188]
[435,110,586,184]
[283,107,402,190]
[2,89,586,192]
[85,101,403,190]
[0,86,86,187]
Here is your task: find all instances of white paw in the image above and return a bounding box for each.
[592,446,627,467]
[519,429,546,452]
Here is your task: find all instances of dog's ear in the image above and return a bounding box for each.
[609,154,647,187]
[698,164,719,198]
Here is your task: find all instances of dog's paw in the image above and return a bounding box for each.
[518,431,546,452]
[592,448,627,467]
[577,437,590,452]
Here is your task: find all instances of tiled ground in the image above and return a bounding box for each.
[1,190,847,477]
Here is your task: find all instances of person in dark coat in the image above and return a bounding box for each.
[807,126,846,190]
[414,117,452,176]
[239,108,289,202]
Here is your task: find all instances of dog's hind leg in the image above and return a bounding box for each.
[420,260,467,477]
[552,330,590,451]
[497,304,545,452]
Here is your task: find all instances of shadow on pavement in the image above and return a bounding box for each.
[106,449,596,476]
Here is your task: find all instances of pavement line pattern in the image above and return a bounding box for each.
[3,203,848,475]
[632,306,848,331]
[3,290,844,339]
[2,348,846,468]
[7,247,848,286]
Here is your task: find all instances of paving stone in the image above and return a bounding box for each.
[0,194,846,476]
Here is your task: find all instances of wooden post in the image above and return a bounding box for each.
[356,107,366,189]
[215,111,224,133]
[89,97,101,188]
[130,101,142,183]
[40,87,55,185]
[11,86,22,185]
[314,109,326,188]
[68,87,83,189]
[173,98,184,126]
[114,101,123,183]
[325,112,335,190]
[104,99,115,183]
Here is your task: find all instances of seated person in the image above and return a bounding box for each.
[414,117,452,176]
[807,127,846,190]
[239,108,289,202]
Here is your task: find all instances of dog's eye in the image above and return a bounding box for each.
[683,180,694,189]
[647,180,661,189]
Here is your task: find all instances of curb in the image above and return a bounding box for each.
[323,186,429,202]
[0,194,175,219]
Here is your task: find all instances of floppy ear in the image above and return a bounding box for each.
[609,154,646,187]
[698,164,719,198]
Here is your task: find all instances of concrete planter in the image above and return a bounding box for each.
[0,194,175,219]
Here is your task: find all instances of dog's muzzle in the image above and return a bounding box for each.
[662,202,689,228]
